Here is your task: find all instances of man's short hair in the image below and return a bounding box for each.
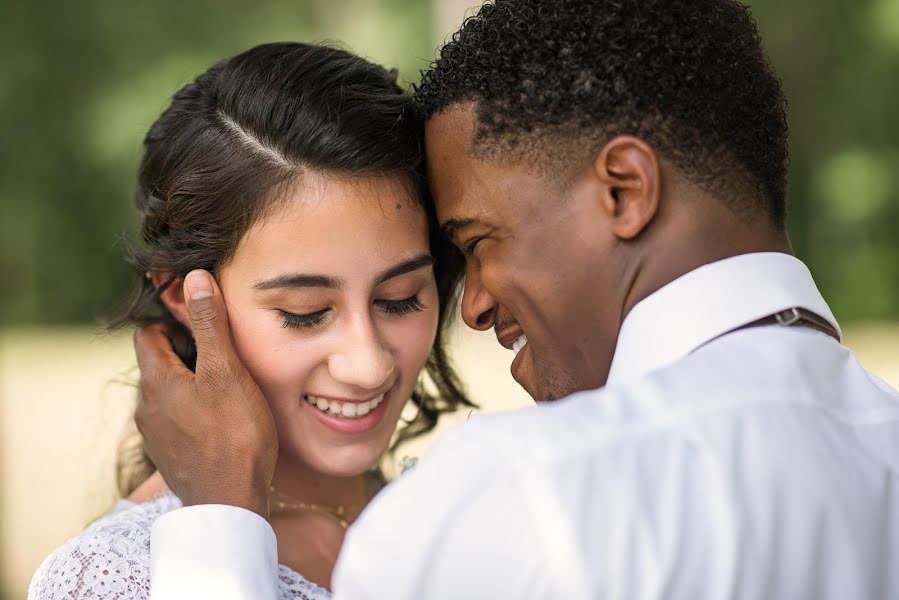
[416,0,790,228]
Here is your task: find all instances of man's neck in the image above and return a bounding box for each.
[621,201,792,322]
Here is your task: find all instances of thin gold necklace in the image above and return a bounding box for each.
[268,485,353,529]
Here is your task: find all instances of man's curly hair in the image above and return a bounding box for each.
[415,0,789,227]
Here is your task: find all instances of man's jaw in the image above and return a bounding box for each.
[498,326,584,402]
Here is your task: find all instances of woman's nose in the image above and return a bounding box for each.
[328,318,396,391]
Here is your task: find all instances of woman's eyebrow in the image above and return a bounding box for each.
[254,274,342,291]
[375,254,435,284]
[252,255,434,291]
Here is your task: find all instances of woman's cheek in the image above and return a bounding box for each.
[398,305,439,374]
[229,311,303,405]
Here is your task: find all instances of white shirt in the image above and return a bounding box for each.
[150,253,899,599]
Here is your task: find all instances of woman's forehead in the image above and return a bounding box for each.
[228,175,430,282]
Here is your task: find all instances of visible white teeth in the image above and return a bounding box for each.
[305,393,385,420]
[512,335,528,356]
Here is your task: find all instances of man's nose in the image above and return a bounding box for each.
[328,317,396,391]
[460,265,497,331]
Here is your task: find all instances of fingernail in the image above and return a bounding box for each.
[185,271,213,300]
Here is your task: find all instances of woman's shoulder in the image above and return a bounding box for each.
[277,565,332,600]
[80,491,184,543]
[27,493,181,600]
[28,493,332,600]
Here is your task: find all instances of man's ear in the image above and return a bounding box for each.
[150,272,190,330]
[593,135,661,240]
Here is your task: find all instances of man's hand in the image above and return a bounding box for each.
[133,269,278,518]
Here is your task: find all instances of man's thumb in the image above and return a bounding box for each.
[183,269,232,364]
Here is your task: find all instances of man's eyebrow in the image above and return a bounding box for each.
[254,274,342,291]
[376,254,435,284]
[439,218,477,240]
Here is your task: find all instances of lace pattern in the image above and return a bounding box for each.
[28,493,331,600]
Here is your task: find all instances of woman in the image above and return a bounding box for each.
[29,42,472,599]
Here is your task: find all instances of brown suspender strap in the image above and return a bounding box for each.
[743,307,841,342]
[699,307,841,352]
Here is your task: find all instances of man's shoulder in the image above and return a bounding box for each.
[349,333,899,598]
[436,328,899,485]
[439,369,754,474]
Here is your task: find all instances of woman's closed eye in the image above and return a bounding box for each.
[278,308,329,329]
[376,295,425,316]
[277,295,425,329]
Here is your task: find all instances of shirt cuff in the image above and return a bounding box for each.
[150,504,279,600]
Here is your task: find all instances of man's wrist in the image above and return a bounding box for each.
[178,480,270,519]
[151,503,279,599]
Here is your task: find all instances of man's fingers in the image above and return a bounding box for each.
[183,269,241,378]
[134,323,193,379]
[131,270,277,517]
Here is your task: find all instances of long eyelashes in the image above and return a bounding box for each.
[279,308,328,329]
[278,296,425,330]
[376,296,425,316]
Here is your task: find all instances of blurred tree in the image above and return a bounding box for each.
[434,0,481,42]
[1,0,896,326]
[0,0,433,326]
[750,0,899,321]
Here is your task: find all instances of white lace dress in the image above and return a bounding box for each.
[28,492,331,600]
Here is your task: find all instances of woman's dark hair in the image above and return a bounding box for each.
[112,42,472,496]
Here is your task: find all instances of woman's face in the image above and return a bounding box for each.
[216,174,439,477]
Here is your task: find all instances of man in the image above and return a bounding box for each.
[137,0,899,597]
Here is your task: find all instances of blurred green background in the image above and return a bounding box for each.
[1,0,898,326]
[1,0,897,597]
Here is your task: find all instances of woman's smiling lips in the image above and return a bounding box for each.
[303,391,391,434]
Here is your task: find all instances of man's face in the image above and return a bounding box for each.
[426,104,626,401]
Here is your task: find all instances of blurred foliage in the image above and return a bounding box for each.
[0,0,434,326]
[0,0,897,325]
[749,0,899,321]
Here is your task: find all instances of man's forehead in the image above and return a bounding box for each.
[425,102,544,227]
[425,104,480,222]
[425,102,479,153]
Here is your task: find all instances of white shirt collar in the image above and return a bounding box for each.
[606,252,841,386]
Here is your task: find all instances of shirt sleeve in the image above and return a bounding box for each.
[331,423,591,600]
[150,504,279,600]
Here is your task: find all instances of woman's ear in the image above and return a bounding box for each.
[149,272,190,330]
